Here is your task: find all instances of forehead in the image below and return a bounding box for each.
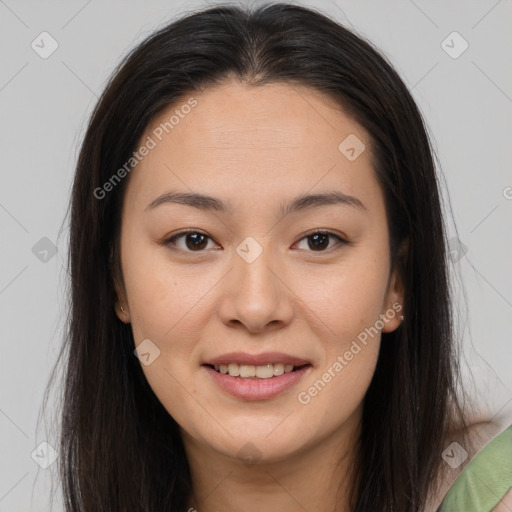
[149,81,363,157]
[124,81,382,216]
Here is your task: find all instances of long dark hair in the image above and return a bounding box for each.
[47,3,471,510]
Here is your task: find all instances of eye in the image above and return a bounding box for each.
[164,230,219,253]
[294,230,347,252]
[164,229,347,254]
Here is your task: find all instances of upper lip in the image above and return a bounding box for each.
[203,352,311,367]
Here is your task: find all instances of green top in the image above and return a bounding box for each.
[437,423,512,512]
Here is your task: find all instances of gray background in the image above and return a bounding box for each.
[0,0,511,510]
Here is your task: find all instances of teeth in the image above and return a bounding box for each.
[227,363,239,376]
[255,364,274,379]
[239,364,256,378]
[273,363,284,376]
[212,362,301,379]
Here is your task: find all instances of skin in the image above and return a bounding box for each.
[114,80,405,512]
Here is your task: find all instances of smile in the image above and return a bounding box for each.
[208,362,308,379]
[202,363,312,400]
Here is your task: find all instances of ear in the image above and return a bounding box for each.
[381,239,407,333]
[113,278,131,323]
[113,277,131,323]
[111,246,131,324]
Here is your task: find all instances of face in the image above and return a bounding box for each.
[114,81,404,464]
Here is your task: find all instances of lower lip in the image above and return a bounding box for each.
[203,365,312,401]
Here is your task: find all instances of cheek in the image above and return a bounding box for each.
[291,253,390,350]
[122,241,216,342]
[294,340,380,447]
[293,261,386,434]
[121,246,221,413]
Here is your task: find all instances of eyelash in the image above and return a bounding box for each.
[163,229,348,254]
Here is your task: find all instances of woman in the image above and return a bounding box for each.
[53,3,511,511]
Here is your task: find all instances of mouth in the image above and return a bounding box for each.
[201,353,313,400]
[203,362,312,379]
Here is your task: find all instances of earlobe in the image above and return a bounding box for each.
[115,302,130,323]
[381,274,405,333]
[381,240,407,333]
[113,280,131,324]
[110,245,130,323]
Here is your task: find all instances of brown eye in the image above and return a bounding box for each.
[295,231,346,252]
[165,230,346,254]
[165,231,217,252]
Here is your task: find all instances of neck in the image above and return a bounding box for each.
[182,409,362,512]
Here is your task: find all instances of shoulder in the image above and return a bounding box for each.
[436,422,512,512]
[423,413,512,512]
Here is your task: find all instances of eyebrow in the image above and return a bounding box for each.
[145,190,366,216]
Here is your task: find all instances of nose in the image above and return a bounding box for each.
[217,242,294,334]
